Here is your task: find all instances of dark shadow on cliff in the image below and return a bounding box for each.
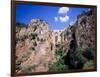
[64,30,84,69]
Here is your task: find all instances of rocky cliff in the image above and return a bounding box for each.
[64,9,96,69]
[16,19,56,73]
[16,9,96,74]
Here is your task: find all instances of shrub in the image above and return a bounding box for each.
[49,49,68,72]
[70,26,76,33]
[83,60,94,69]
[75,47,83,57]
[55,49,65,58]
[82,48,94,60]
[31,33,37,39]
[49,58,68,72]
[40,38,45,42]
[74,47,94,69]
[55,44,58,47]
[16,62,21,71]
[33,41,37,46]
[32,26,37,31]
[22,67,32,73]
[22,65,36,73]
[30,47,35,51]
[75,47,87,67]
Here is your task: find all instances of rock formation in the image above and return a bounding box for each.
[16,19,55,73]
[16,9,96,74]
[64,9,96,69]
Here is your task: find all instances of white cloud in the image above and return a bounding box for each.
[70,19,77,25]
[59,15,69,22]
[58,7,69,14]
[54,7,70,22]
[54,17,58,22]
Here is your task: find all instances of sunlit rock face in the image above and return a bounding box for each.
[15,9,96,73]
[16,19,73,73]
[16,19,55,73]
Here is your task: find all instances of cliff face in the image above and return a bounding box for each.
[16,19,55,73]
[75,9,96,50]
[64,9,96,69]
[16,9,96,73]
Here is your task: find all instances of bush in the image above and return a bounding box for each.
[32,26,37,31]
[83,60,94,69]
[74,47,87,68]
[75,47,83,57]
[30,47,35,50]
[22,67,32,73]
[82,48,94,60]
[49,58,68,72]
[16,61,21,71]
[21,64,36,73]
[49,49,68,72]
[31,33,37,39]
[55,49,65,58]
[33,41,37,46]
[74,47,94,69]
[70,26,76,33]
[40,38,45,42]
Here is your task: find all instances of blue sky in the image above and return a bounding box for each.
[16,4,89,30]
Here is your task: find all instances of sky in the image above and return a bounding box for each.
[16,4,89,30]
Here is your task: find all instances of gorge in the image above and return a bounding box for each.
[15,9,96,74]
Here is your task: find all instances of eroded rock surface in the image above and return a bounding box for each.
[16,9,96,73]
